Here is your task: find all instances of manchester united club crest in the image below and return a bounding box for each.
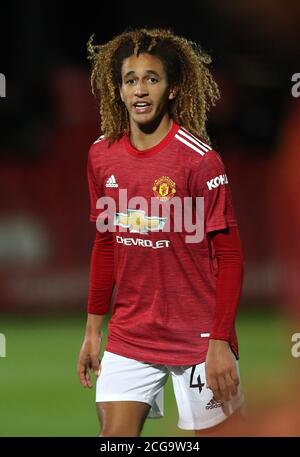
[152,176,176,201]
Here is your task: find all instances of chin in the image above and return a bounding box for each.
[133,115,155,126]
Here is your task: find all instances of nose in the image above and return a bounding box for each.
[134,80,148,96]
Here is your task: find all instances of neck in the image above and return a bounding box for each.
[129,114,173,151]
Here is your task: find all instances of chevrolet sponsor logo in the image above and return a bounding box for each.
[116,236,170,249]
[114,209,167,234]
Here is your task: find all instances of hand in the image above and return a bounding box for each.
[77,333,102,388]
[205,339,239,403]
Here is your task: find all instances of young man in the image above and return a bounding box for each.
[77,28,245,437]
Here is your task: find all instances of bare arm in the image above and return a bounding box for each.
[77,313,105,388]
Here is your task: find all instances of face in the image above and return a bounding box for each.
[119,53,176,128]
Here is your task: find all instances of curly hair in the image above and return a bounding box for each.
[87,28,220,145]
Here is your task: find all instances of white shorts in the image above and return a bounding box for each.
[96,351,245,430]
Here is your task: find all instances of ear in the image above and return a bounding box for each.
[168,86,178,100]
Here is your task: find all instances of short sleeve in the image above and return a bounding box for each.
[87,147,103,222]
[190,150,238,233]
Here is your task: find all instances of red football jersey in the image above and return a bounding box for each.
[87,121,239,365]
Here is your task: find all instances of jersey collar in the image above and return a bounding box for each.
[124,120,180,158]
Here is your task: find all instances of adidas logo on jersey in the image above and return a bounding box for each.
[205,398,222,410]
[105,175,118,188]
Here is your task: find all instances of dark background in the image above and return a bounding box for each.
[1,0,299,314]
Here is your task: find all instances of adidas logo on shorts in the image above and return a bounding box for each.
[105,174,118,188]
[205,398,222,410]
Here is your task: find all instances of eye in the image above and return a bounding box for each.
[125,79,135,85]
[148,77,158,83]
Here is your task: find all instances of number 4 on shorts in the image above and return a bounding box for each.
[189,365,205,393]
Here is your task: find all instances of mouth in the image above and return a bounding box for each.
[132,102,152,114]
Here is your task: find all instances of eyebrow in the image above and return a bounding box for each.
[123,70,161,79]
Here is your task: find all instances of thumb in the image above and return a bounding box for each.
[90,355,101,376]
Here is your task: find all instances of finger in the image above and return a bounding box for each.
[217,376,230,402]
[90,355,101,376]
[212,388,222,402]
[230,366,240,387]
[229,365,240,396]
[85,368,93,388]
[225,372,238,397]
[78,359,94,388]
[206,375,217,392]
[78,363,91,388]
[207,379,222,402]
